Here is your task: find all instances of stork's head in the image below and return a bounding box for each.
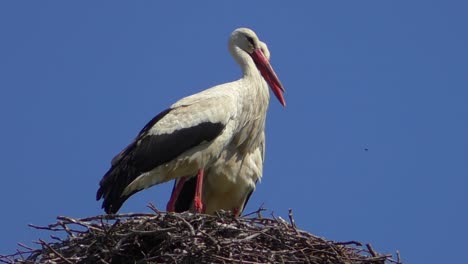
[230,28,286,107]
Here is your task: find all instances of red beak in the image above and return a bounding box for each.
[250,48,286,107]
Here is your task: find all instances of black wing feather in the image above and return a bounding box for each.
[241,179,258,215]
[96,108,225,214]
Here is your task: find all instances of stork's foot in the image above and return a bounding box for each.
[193,168,205,213]
[194,197,205,213]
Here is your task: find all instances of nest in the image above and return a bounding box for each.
[0,206,401,264]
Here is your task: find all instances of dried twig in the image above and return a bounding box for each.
[38,239,73,264]
[288,208,296,229]
[366,243,378,257]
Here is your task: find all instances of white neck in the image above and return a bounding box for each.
[228,43,270,120]
[229,45,261,78]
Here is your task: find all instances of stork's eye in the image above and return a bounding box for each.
[246,36,255,46]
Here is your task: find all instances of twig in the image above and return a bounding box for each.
[334,241,363,246]
[242,205,267,218]
[38,239,73,264]
[366,243,378,257]
[288,209,296,229]
[147,203,160,214]
[169,213,196,236]
[17,243,34,251]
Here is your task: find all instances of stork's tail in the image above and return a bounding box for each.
[96,165,140,214]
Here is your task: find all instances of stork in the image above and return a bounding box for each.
[96,28,285,214]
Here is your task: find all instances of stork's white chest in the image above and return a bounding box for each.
[230,76,269,154]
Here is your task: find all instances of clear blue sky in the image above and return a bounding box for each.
[1,2,466,263]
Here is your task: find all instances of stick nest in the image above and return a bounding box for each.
[0,206,401,264]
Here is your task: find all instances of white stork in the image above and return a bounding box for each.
[96,28,285,214]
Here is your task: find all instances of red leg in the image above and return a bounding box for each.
[233,208,240,217]
[166,177,188,212]
[193,169,205,213]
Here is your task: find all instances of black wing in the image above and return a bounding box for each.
[240,180,258,215]
[96,108,225,214]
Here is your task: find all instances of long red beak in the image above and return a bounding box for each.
[250,48,286,107]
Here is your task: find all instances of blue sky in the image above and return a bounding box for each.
[1,1,467,263]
